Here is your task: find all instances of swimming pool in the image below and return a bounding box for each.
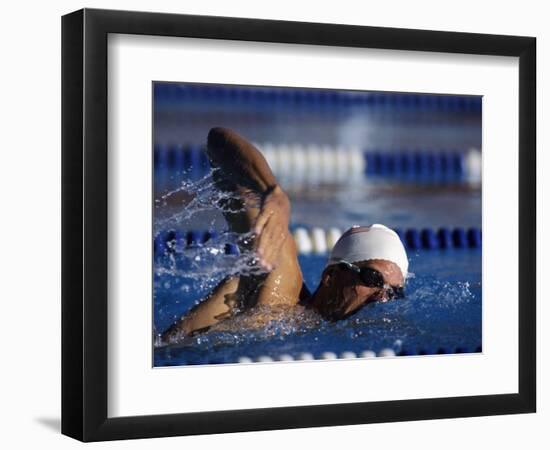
[152,83,482,367]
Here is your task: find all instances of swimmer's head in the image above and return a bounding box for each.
[311,224,408,321]
[327,224,408,277]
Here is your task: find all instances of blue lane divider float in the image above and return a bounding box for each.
[154,144,482,184]
[154,145,211,180]
[365,150,469,178]
[154,84,482,113]
[153,226,482,258]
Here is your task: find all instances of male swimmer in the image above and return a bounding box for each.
[161,127,408,342]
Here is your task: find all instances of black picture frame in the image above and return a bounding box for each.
[61,8,536,442]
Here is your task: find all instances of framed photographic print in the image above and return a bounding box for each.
[61,8,536,442]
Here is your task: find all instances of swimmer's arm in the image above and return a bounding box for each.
[206,127,291,270]
[160,266,296,341]
[161,276,240,342]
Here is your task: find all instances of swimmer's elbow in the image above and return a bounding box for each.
[160,321,188,344]
[160,316,201,343]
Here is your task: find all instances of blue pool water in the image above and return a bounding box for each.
[154,249,481,366]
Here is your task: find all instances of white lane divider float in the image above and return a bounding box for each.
[464,148,482,185]
[339,351,357,359]
[293,228,314,254]
[255,143,366,186]
[311,227,328,254]
[293,226,341,254]
[237,356,253,364]
[255,355,274,363]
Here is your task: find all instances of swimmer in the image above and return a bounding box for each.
[161,127,408,342]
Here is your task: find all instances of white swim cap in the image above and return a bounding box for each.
[326,224,409,279]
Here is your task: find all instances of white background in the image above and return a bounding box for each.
[109,35,518,417]
[0,0,546,448]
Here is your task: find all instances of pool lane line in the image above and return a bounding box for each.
[234,346,482,363]
[153,144,481,184]
[154,84,482,113]
[165,345,483,365]
[292,226,483,252]
[256,144,481,184]
[153,226,482,258]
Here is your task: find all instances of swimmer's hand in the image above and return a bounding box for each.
[253,184,290,271]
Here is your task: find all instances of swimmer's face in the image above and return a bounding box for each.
[316,259,404,321]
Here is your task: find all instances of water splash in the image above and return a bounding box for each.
[157,304,323,350]
[153,166,282,339]
[154,168,261,233]
[154,167,269,283]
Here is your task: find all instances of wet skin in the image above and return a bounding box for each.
[309,259,405,321]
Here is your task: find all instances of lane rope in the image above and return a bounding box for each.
[233,345,482,363]
[154,84,482,113]
[154,144,481,183]
[169,345,482,365]
[154,226,482,258]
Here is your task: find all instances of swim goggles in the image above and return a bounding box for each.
[334,259,405,300]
